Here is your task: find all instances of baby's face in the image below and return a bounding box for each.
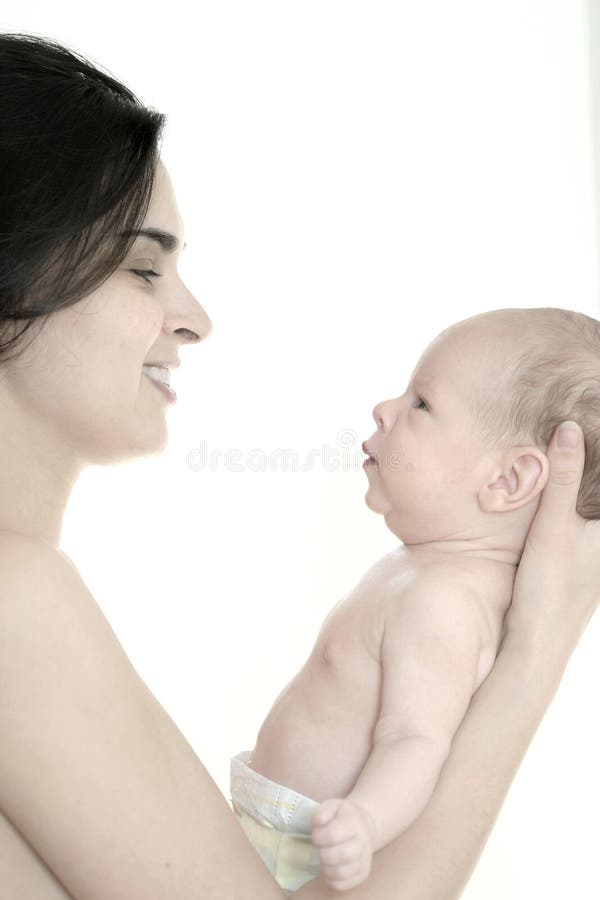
[363,321,499,542]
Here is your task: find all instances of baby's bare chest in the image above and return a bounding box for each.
[314,589,385,672]
[307,554,418,677]
[305,550,505,690]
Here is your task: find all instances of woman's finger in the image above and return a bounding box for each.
[504,419,600,646]
[531,421,584,535]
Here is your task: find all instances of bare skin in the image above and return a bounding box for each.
[0,161,596,897]
[248,316,554,890]
[0,421,597,899]
[250,549,513,796]
[0,161,211,549]
[247,550,513,889]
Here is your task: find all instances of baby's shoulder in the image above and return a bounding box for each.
[382,562,490,637]
[396,565,483,606]
[381,552,478,598]
[389,561,508,658]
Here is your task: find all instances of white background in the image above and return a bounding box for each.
[1,2,599,898]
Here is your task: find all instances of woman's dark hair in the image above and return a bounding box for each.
[0,33,166,363]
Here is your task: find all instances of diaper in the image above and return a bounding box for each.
[230,750,321,892]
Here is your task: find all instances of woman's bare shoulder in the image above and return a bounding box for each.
[0,530,282,900]
[0,530,156,757]
[0,530,82,581]
[0,530,145,763]
[0,530,106,650]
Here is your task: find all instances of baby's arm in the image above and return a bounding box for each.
[312,582,484,891]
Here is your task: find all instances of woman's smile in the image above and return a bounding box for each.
[142,368,177,404]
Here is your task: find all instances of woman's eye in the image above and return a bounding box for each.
[131,268,161,284]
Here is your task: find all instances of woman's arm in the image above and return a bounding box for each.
[0,535,285,900]
[295,420,598,899]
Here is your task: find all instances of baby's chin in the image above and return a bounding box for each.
[362,496,405,539]
[377,505,442,545]
[363,488,442,544]
[382,513,418,544]
[363,489,389,517]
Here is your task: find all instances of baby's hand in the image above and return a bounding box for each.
[311,797,377,892]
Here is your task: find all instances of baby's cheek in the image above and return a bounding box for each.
[433,443,473,483]
[384,444,411,473]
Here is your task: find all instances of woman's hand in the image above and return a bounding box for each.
[504,420,600,650]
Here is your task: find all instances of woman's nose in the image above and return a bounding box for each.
[191,300,213,342]
[174,288,213,344]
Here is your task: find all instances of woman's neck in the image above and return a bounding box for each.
[0,391,81,549]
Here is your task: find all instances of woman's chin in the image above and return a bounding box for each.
[83,420,170,466]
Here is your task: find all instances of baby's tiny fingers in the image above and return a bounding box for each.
[318,837,363,869]
[323,858,371,893]
[326,870,370,893]
[312,797,343,829]
[321,859,363,883]
[312,818,357,848]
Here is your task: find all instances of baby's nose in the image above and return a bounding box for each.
[372,398,394,430]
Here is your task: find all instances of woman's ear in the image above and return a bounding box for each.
[478,447,549,513]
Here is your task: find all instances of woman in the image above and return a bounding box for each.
[0,32,597,900]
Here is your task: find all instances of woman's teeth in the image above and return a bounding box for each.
[142,365,171,386]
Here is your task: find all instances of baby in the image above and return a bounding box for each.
[230,307,600,893]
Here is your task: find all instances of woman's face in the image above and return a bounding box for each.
[0,161,211,466]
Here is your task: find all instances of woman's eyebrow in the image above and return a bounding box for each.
[120,228,186,253]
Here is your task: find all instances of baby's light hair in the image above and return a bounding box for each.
[470,308,600,519]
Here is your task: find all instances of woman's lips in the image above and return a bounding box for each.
[143,370,177,404]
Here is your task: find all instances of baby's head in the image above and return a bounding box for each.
[363,307,600,550]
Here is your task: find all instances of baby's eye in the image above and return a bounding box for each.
[413,396,429,411]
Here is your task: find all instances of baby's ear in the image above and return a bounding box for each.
[478,447,549,513]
